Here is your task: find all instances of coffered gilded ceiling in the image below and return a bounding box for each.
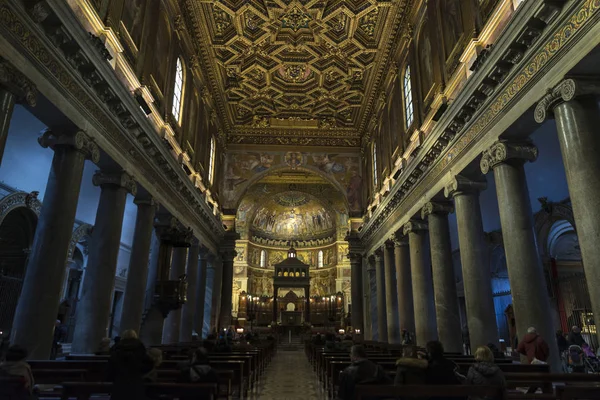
[183,0,409,146]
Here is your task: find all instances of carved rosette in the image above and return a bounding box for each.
[535,78,600,123]
[403,219,428,235]
[38,129,100,163]
[444,175,487,199]
[0,57,37,106]
[92,171,138,196]
[480,141,538,174]
[421,201,454,219]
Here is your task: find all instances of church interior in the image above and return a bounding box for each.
[1,0,600,398]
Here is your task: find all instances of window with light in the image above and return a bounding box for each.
[208,136,216,184]
[403,65,414,128]
[318,250,324,268]
[372,142,378,189]
[171,57,185,124]
[260,250,266,268]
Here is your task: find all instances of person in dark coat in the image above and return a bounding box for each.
[464,346,506,400]
[556,330,569,354]
[179,347,219,400]
[394,345,427,385]
[425,341,461,385]
[336,345,392,400]
[516,327,550,364]
[106,329,153,400]
[0,345,35,396]
[568,326,587,347]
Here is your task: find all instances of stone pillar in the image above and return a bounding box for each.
[219,233,238,329]
[383,241,400,343]
[346,233,364,335]
[180,240,200,342]
[374,248,388,343]
[363,256,374,340]
[193,248,209,337]
[210,258,223,331]
[120,197,158,333]
[481,141,560,370]
[404,220,437,345]
[0,58,37,165]
[445,175,499,348]
[162,246,189,344]
[393,234,415,335]
[10,130,99,359]
[535,79,600,346]
[304,286,311,323]
[72,171,136,353]
[272,285,278,325]
[422,202,463,353]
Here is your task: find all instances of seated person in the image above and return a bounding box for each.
[425,340,461,385]
[143,348,163,382]
[95,337,111,355]
[336,345,392,400]
[395,345,428,385]
[0,345,35,395]
[179,347,219,384]
[464,346,505,400]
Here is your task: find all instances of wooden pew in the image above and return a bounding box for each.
[354,384,507,400]
[60,382,218,400]
[505,373,600,395]
[556,385,600,400]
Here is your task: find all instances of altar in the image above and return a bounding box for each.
[282,310,302,326]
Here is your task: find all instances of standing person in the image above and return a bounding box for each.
[336,345,392,400]
[50,320,66,360]
[568,326,587,347]
[556,330,569,354]
[462,325,471,355]
[106,329,153,400]
[516,327,550,364]
[464,346,506,400]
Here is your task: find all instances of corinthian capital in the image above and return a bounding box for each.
[535,78,600,123]
[421,201,454,219]
[403,219,428,235]
[93,171,138,196]
[0,57,37,106]
[38,129,100,163]
[480,141,538,174]
[444,175,487,199]
[134,196,159,211]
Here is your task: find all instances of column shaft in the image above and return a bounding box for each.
[425,208,463,353]
[383,243,399,343]
[162,246,188,343]
[394,239,415,335]
[120,198,157,333]
[350,254,364,333]
[367,265,377,340]
[210,260,223,331]
[220,254,235,329]
[374,251,388,342]
[180,242,200,342]
[452,187,499,348]
[72,172,133,353]
[193,251,209,337]
[0,89,16,166]
[11,131,96,359]
[406,224,437,345]
[554,97,600,346]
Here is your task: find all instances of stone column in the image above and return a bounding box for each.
[180,239,200,342]
[404,220,437,345]
[422,202,463,353]
[0,57,37,165]
[210,258,223,331]
[193,248,209,337]
[383,241,400,343]
[120,197,159,333]
[445,175,499,348]
[10,130,99,359]
[219,233,238,329]
[535,79,600,346]
[72,171,136,353]
[374,248,388,343]
[162,246,189,344]
[272,285,278,325]
[363,255,374,340]
[346,233,364,335]
[481,141,560,370]
[393,233,415,335]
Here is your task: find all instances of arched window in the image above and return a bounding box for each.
[171,57,185,124]
[318,250,324,268]
[208,136,216,184]
[403,65,414,128]
[260,250,266,268]
[372,142,378,189]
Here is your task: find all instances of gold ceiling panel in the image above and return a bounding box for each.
[184,0,407,144]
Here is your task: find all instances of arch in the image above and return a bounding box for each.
[534,200,576,260]
[0,191,42,226]
[67,224,93,262]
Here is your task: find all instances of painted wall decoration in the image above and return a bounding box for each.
[310,269,337,297]
[223,150,362,212]
[247,242,337,269]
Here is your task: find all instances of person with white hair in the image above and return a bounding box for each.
[517,326,550,364]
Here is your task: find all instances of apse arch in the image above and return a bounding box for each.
[534,201,576,260]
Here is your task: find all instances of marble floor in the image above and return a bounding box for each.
[256,349,324,400]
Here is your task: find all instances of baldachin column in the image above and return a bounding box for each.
[393,233,415,336]
[445,175,499,349]
[535,79,600,346]
[383,240,400,343]
[120,197,159,333]
[422,202,463,353]
[11,130,99,358]
[481,141,560,370]
[72,171,136,353]
[180,239,200,342]
[374,248,388,343]
[404,220,437,345]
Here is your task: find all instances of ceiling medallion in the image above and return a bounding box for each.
[281,7,312,32]
[279,64,312,83]
[361,8,379,37]
[252,115,271,128]
[213,7,231,35]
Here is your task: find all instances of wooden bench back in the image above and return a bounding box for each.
[354,384,507,400]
